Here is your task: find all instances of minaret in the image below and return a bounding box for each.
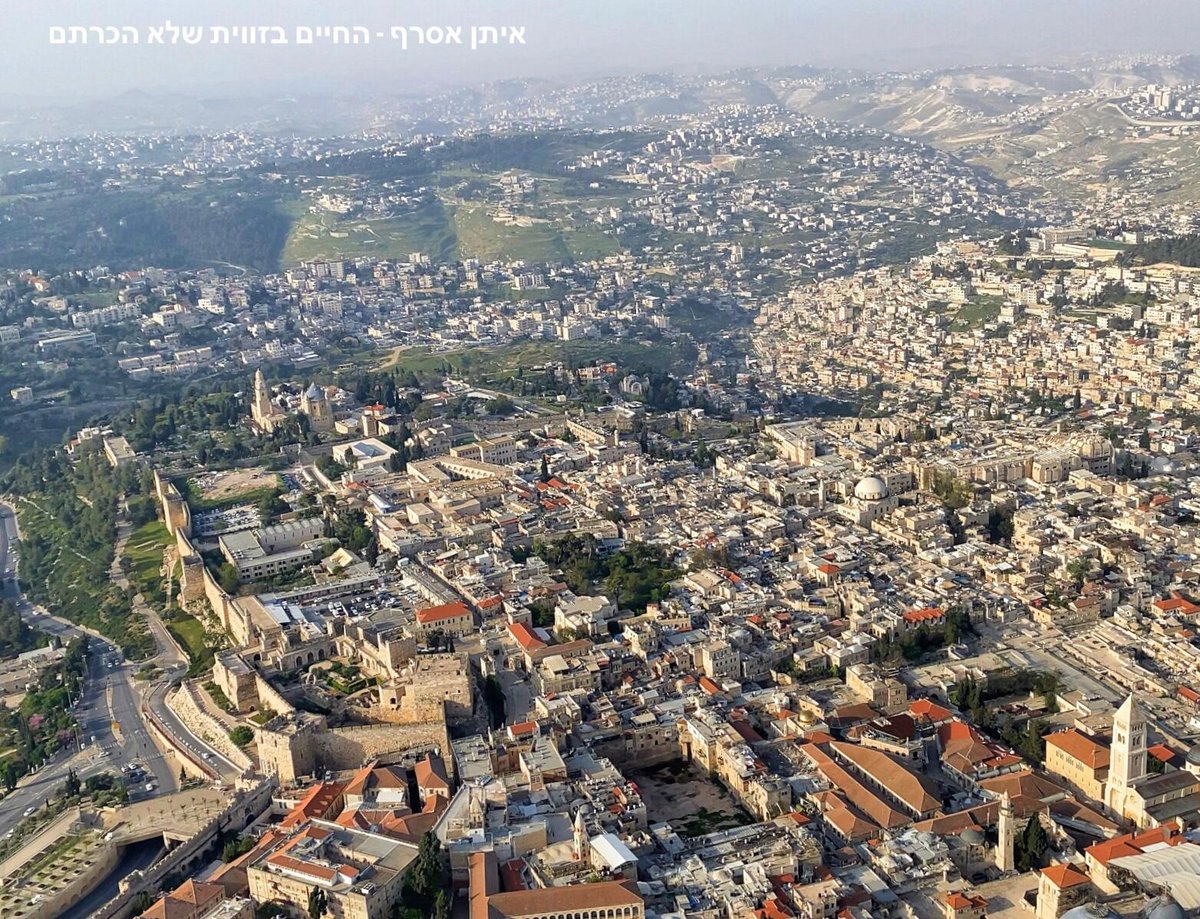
[1107,693,1147,820]
[997,791,1015,873]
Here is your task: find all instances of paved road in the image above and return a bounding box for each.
[144,680,244,780]
[110,513,188,674]
[0,504,185,836]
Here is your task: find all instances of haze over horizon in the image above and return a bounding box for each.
[6,0,1200,103]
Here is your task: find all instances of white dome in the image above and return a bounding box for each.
[854,476,889,501]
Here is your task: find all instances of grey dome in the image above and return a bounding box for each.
[1144,896,1185,919]
[960,827,985,845]
[304,383,325,401]
[1060,906,1119,919]
[1185,744,1200,767]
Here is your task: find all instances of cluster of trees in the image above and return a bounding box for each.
[1120,233,1200,268]
[220,834,255,862]
[996,229,1035,256]
[775,658,842,684]
[1,452,154,657]
[1,637,89,790]
[1016,815,1049,871]
[125,389,243,453]
[484,394,517,416]
[872,608,975,664]
[328,507,375,558]
[951,669,1060,715]
[640,372,684,412]
[1002,718,1050,766]
[950,669,1060,764]
[0,180,291,273]
[0,599,42,659]
[395,832,451,919]
[532,535,680,613]
[59,769,128,807]
[930,472,974,510]
[315,454,347,481]
[986,507,1016,544]
[1090,282,1155,308]
[482,675,507,729]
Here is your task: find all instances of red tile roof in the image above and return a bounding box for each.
[1040,864,1089,889]
[910,698,954,723]
[281,781,346,829]
[417,600,472,624]
[1045,729,1110,770]
[507,621,546,652]
[903,607,945,623]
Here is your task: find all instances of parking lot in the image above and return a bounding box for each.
[191,504,259,538]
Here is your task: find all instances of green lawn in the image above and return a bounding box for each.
[126,519,171,603]
[452,205,572,263]
[282,200,458,265]
[951,295,1004,331]
[166,613,214,677]
[379,340,696,381]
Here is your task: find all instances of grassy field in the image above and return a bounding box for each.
[15,500,153,658]
[176,476,279,513]
[166,612,213,677]
[379,340,695,381]
[452,205,572,263]
[282,200,458,265]
[950,295,1004,331]
[283,185,622,267]
[125,519,171,604]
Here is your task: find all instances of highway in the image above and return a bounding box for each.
[0,503,185,836]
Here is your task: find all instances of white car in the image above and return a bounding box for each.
[23,806,36,817]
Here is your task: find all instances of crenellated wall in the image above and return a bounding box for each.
[253,673,295,718]
[312,719,454,778]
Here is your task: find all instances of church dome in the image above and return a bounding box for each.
[1144,896,1185,919]
[854,477,889,501]
[1186,744,1200,768]
[960,827,985,846]
[304,383,325,401]
[1060,905,1119,919]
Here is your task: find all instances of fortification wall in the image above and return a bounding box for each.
[167,682,254,773]
[311,720,453,777]
[91,780,275,919]
[254,674,295,718]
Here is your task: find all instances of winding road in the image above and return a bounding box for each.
[0,501,241,839]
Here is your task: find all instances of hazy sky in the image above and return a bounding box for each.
[6,1,1200,99]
